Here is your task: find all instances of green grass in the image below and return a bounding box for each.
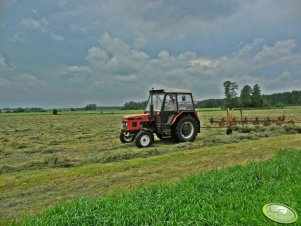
[20,150,301,226]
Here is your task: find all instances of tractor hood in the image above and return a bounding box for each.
[122,113,152,121]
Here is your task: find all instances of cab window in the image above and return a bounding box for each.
[177,94,193,110]
[164,94,177,111]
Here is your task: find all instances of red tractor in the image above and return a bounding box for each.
[120,88,201,148]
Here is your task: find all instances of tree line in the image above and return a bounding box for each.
[121,82,301,110]
[223,81,264,108]
[122,101,147,110]
[221,81,301,109]
[0,104,121,113]
[0,107,47,113]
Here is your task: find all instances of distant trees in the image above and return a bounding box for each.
[122,101,147,110]
[224,82,264,108]
[223,81,239,108]
[263,90,301,106]
[196,99,224,108]
[84,104,97,110]
[240,85,252,107]
[2,107,47,113]
[251,84,263,107]
[239,84,264,108]
[121,84,301,110]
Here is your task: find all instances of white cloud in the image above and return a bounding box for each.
[62,66,91,75]
[20,16,65,42]
[174,34,186,41]
[70,23,86,33]
[65,35,300,101]
[0,54,15,71]
[3,0,16,8]
[158,50,170,59]
[238,71,301,94]
[11,32,26,42]
[31,9,39,16]
[254,39,297,63]
[114,75,137,82]
[21,18,48,33]
[59,0,71,8]
[189,59,213,67]
[99,33,131,56]
[85,33,149,77]
[264,71,301,92]
[85,47,108,63]
[134,36,147,49]
[50,32,65,42]
[0,54,10,71]
[0,69,47,93]
[236,38,265,58]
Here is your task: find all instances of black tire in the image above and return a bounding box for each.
[156,133,163,139]
[174,115,198,142]
[135,130,154,148]
[226,127,232,135]
[119,131,135,143]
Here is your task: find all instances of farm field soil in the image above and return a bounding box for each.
[0,107,300,223]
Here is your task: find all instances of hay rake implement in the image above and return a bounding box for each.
[209,108,296,134]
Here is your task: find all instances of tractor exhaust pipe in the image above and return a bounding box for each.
[150,89,154,117]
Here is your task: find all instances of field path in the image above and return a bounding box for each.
[0,134,300,222]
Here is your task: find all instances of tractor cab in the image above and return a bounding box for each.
[120,88,200,148]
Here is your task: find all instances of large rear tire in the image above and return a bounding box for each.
[135,130,154,148]
[119,132,135,143]
[174,115,197,142]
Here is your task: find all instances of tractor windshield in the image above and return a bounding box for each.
[145,94,164,112]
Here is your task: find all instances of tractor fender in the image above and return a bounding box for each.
[171,112,201,133]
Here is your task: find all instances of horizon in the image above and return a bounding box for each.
[1,88,300,109]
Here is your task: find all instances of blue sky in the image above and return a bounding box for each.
[0,0,300,108]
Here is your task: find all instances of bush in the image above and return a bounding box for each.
[274,102,285,108]
[52,109,58,115]
[84,104,97,110]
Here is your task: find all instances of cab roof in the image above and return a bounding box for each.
[150,88,192,94]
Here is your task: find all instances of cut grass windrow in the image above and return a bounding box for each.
[21,150,301,226]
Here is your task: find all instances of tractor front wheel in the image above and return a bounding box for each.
[175,115,198,142]
[135,130,154,148]
[119,132,135,143]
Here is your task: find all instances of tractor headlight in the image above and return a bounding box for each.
[123,121,128,129]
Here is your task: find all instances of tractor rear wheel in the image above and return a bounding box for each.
[119,132,135,143]
[135,130,154,148]
[174,115,197,142]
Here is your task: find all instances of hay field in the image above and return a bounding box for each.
[0,107,300,223]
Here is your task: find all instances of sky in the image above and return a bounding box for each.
[0,0,301,108]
